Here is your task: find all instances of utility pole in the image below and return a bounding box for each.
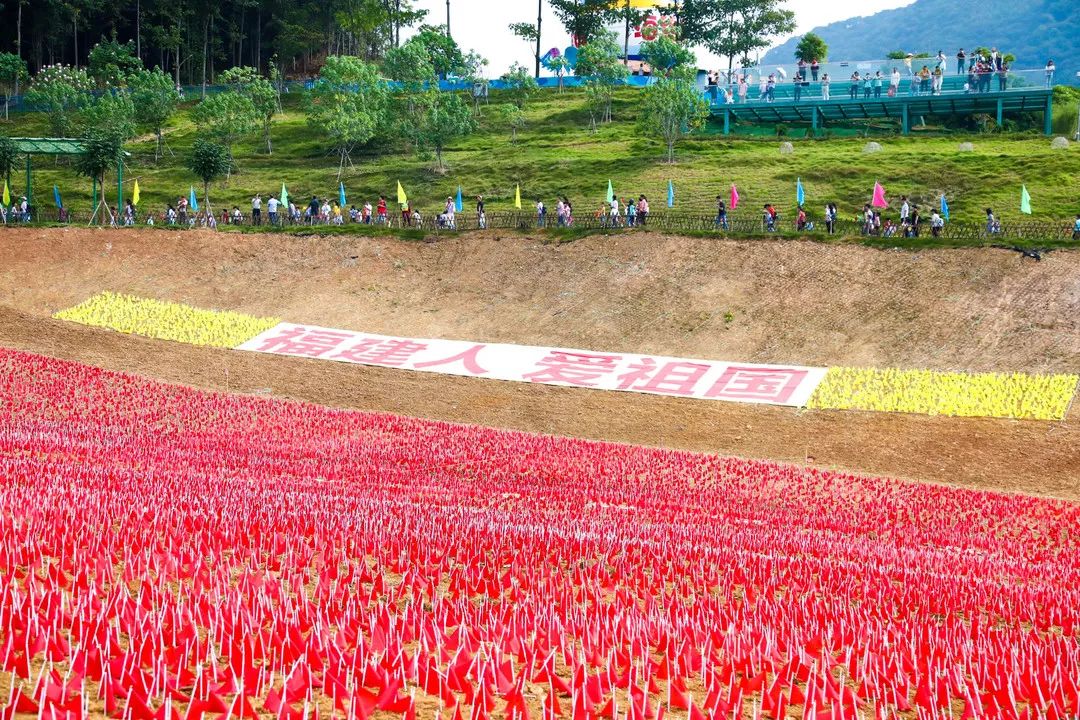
[535,0,543,80]
[446,0,451,37]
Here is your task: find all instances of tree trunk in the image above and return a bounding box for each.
[15,0,22,99]
[534,0,542,80]
[201,16,209,98]
[624,2,631,67]
[156,127,163,161]
[264,122,272,155]
[136,0,142,61]
[73,15,79,68]
[445,0,451,36]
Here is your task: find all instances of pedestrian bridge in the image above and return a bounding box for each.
[708,74,1054,135]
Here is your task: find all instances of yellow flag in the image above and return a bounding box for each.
[396,181,407,205]
[2,181,8,207]
[132,180,141,206]
[514,184,521,209]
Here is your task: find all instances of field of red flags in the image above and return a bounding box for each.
[1,348,1079,720]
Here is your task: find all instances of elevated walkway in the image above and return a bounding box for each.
[709,76,1053,135]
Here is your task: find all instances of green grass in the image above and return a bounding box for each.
[3,87,1079,228]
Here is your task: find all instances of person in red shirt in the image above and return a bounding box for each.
[376,196,388,224]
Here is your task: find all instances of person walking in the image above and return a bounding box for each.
[715,196,728,229]
[251,194,262,225]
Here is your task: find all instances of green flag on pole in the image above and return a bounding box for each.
[1020,185,1032,215]
[280,183,289,207]
[605,180,614,204]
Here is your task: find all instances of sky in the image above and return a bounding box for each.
[406,0,916,75]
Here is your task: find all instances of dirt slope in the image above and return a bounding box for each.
[0,305,1076,499]
[1,227,1078,373]
[0,227,1077,498]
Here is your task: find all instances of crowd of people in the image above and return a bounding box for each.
[704,47,1046,105]
[8,186,1077,240]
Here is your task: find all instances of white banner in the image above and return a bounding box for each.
[237,323,827,407]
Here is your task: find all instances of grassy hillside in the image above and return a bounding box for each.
[3,86,1079,225]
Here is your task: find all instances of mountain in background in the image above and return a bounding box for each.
[764,0,1079,84]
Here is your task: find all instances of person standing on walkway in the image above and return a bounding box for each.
[820,73,830,101]
[1045,59,1055,88]
[251,194,262,225]
[956,49,966,75]
[850,71,860,100]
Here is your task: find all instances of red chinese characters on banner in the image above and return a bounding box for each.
[616,359,711,397]
[334,338,428,367]
[523,351,622,387]
[705,366,809,404]
[256,327,357,358]
[413,345,489,376]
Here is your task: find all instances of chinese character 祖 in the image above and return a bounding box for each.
[705,366,808,404]
[523,351,621,387]
[257,326,356,358]
[413,344,489,376]
[616,358,711,396]
[333,338,429,367]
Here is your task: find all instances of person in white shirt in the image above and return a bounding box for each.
[609,197,620,227]
[266,195,279,225]
[536,199,546,228]
[1045,60,1056,88]
[900,196,910,226]
[251,194,262,225]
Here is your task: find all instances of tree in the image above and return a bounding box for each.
[192,92,259,167]
[794,33,828,63]
[499,103,526,143]
[576,32,627,126]
[185,138,231,212]
[509,3,542,80]
[662,0,796,78]
[501,63,538,110]
[219,66,278,154]
[383,39,436,90]
[410,24,464,78]
[0,53,28,121]
[640,35,696,79]
[610,0,649,65]
[305,55,388,178]
[25,65,93,138]
[460,50,489,111]
[411,90,474,171]
[548,55,572,92]
[83,91,137,144]
[638,77,709,163]
[75,128,125,222]
[0,134,18,183]
[87,36,143,88]
[549,0,612,46]
[129,67,180,160]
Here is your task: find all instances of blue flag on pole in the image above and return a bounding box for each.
[53,185,63,209]
[667,180,674,208]
[339,182,347,208]
[455,187,463,213]
[189,186,198,212]
[940,194,949,221]
[796,178,805,206]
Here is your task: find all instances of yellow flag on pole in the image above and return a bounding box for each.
[514,184,521,209]
[132,180,141,206]
[396,181,408,205]
[2,181,9,207]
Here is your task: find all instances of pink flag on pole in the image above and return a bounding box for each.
[871,182,888,208]
[730,184,740,210]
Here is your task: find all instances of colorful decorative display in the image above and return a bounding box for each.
[0,349,1078,720]
[53,292,280,349]
[808,366,1078,421]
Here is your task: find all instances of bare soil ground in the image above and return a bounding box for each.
[0,227,1077,498]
